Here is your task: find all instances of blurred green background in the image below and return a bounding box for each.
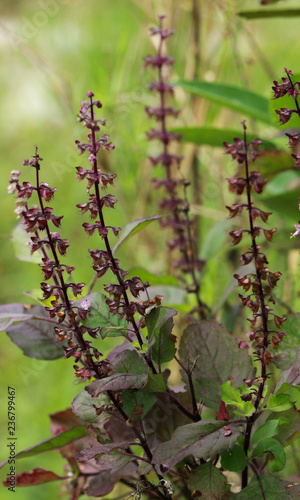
[1,0,300,498]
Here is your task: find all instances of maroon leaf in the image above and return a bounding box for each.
[3,468,64,487]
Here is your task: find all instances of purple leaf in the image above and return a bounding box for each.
[5,305,64,360]
[75,442,132,462]
[85,373,148,397]
[178,321,255,410]
[84,463,137,497]
[152,420,243,472]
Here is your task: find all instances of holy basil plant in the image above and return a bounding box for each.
[1,17,299,500]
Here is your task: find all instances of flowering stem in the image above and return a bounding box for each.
[88,98,145,349]
[241,125,269,488]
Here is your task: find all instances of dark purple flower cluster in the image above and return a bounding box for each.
[144,16,206,317]
[75,92,155,334]
[272,69,300,129]
[8,148,104,381]
[272,69,300,239]
[225,122,286,376]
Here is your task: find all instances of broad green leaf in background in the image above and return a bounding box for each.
[0,426,86,468]
[233,475,300,499]
[238,9,300,20]
[252,417,290,445]
[260,190,300,221]
[5,304,64,360]
[266,407,300,448]
[254,149,294,180]
[200,218,233,260]
[188,462,227,498]
[221,444,247,472]
[127,267,178,286]
[145,285,187,308]
[175,81,271,123]
[252,437,286,472]
[152,420,243,472]
[179,321,255,410]
[112,215,162,255]
[10,223,43,264]
[172,126,277,150]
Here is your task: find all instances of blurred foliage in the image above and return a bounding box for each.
[1,0,300,498]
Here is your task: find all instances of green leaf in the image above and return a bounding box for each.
[145,306,177,347]
[233,475,300,499]
[221,381,255,417]
[175,80,270,123]
[5,305,64,360]
[112,215,162,255]
[78,292,128,338]
[179,321,254,410]
[221,444,247,472]
[0,427,87,468]
[252,417,290,445]
[260,190,300,221]
[221,381,243,406]
[200,218,233,260]
[172,126,277,149]
[266,393,294,412]
[252,438,286,472]
[188,462,227,498]
[266,407,300,448]
[10,223,43,264]
[151,317,176,365]
[238,9,300,20]
[152,420,243,472]
[147,285,187,307]
[127,267,178,286]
